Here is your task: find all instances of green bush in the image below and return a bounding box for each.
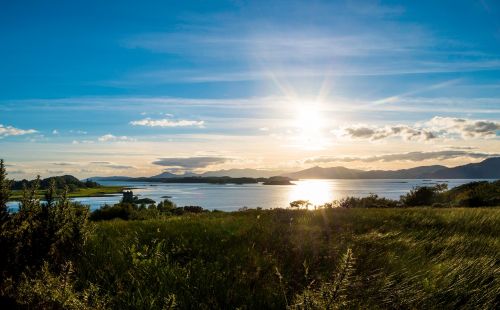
[16,262,107,310]
[400,184,448,206]
[0,161,99,307]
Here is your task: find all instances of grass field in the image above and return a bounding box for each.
[9,186,124,200]
[76,207,500,309]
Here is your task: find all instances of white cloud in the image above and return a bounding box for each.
[72,140,94,144]
[338,117,499,142]
[52,129,59,135]
[426,117,500,138]
[130,118,205,128]
[98,134,136,142]
[339,125,436,141]
[0,124,37,138]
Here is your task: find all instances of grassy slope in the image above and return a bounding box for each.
[77,208,500,309]
[10,186,124,199]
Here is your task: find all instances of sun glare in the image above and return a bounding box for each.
[287,179,334,208]
[293,101,328,150]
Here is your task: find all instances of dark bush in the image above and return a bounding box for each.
[329,194,400,208]
[90,203,135,221]
[400,184,447,206]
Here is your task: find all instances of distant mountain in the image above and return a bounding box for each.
[359,165,446,179]
[285,166,364,179]
[283,158,500,179]
[151,172,181,179]
[152,168,286,179]
[425,157,500,179]
[90,158,500,181]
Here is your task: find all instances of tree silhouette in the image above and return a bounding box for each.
[0,159,11,222]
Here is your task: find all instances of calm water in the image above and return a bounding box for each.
[7,179,495,212]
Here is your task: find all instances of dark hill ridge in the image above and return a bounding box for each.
[283,157,500,179]
[425,157,500,179]
[12,175,99,190]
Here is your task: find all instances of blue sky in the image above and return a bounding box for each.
[1,0,500,178]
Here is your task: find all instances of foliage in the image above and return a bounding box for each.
[400,183,448,206]
[0,159,11,222]
[16,262,107,310]
[290,200,312,209]
[90,195,208,221]
[444,180,500,207]
[0,160,98,307]
[324,194,400,209]
[2,179,91,276]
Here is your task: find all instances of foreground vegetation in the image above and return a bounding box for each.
[1,160,499,309]
[80,208,499,309]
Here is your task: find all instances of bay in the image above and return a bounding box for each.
[7,179,495,212]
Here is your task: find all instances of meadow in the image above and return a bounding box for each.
[77,207,499,309]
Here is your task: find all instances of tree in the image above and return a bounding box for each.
[44,178,57,208]
[0,159,11,223]
[400,183,448,206]
[289,200,312,210]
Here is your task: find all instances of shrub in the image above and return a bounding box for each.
[400,184,447,206]
[328,194,400,208]
[0,162,95,307]
[16,262,107,310]
[90,203,135,221]
[1,179,91,278]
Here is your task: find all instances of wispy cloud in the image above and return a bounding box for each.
[117,1,500,86]
[130,118,205,128]
[97,134,136,142]
[89,161,134,169]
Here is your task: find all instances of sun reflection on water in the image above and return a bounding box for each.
[287,179,335,208]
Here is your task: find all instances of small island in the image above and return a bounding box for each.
[262,176,295,185]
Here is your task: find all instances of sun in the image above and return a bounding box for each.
[293,101,328,150]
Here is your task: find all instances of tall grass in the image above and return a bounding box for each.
[76,208,500,309]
